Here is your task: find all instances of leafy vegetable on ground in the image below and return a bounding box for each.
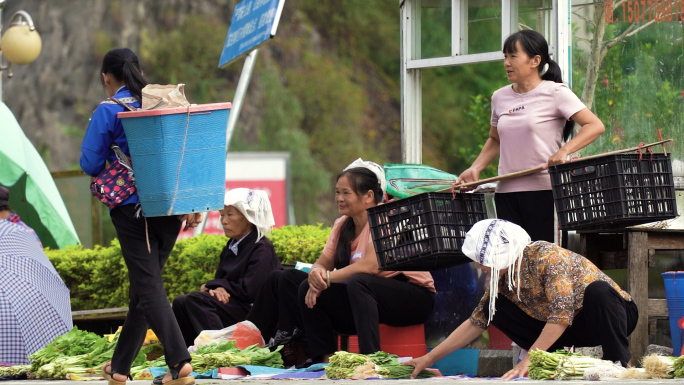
[0,365,30,377]
[642,354,675,379]
[26,327,284,380]
[674,354,684,378]
[528,349,616,380]
[325,351,437,379]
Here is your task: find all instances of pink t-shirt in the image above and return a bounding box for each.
[321,216,436,292]
[490,80,586,193]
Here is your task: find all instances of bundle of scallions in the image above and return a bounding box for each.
[673,355,684,378]
[528,349,612,380]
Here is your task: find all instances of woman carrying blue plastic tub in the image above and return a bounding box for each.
[80,48,201,385]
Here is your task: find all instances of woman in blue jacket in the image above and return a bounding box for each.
[80,48,200,385]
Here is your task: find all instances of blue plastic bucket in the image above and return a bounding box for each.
[118,103,231,217]
[662,271,684,356]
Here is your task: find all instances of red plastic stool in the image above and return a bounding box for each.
[338,324,427,357]
[487,325,513,350]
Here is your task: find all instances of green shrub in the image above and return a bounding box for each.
[268,224,331,265]
[45,225,331,311]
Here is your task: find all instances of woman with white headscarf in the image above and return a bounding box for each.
[172,188,281,347]
[247,159,436,367]
[405,219,638,379]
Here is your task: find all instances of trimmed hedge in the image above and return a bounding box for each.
[45,224,331,311]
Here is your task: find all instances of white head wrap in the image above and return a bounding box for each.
[343,158,386,202]
[224,188,275,242]
[462,219,531,325]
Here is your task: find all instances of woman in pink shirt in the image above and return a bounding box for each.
[300,160,436,363]
[455,30,605,242]
[246,159,435,367]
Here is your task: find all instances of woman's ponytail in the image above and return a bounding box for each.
[542,59,575,141]
[541,59,562,83]
[101,48,148,101]
[121,60,147,101]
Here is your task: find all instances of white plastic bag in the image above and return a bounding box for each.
[189,320,264,352]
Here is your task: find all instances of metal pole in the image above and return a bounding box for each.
[225,48,259,153]
[400,0,422,164]
[193,48,260,236]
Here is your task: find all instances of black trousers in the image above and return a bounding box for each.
[172,291,249,347]
[495,190,555,242]
[489,281,639,367]
[109,204,189,375]
[298,273,435,358]
[247,269,308,342]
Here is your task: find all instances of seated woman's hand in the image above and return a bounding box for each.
[305,287,320,309]
[403,354,434,379]
[308,267,328,292]
[208,287,230,304]
[200,284,208,292]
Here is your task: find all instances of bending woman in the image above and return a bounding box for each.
[80,48,201,385]
[406,219,637,379]
[454,30,605,242]
[299,159,436,362]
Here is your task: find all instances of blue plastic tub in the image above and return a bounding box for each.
[118,103,231,217]
[662,271,684,356]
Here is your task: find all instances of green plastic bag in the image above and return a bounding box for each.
[384,163,458,200]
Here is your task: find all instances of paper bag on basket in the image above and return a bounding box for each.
[190,321,264,351]
[142,84,190,110]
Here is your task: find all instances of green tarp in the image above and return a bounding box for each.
[0,101,80,248]
[384,163,458,199]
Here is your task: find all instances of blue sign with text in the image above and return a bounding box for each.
[218,0,285,68]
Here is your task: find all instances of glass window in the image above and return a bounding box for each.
[421,63,507,176]
[420,0,452,59]
[418,1,553,59]
[571,1,684,169]
[518,0,552,38]
[466,1,503,54]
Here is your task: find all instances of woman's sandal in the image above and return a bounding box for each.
[151,361,194,385]
[102,362,113,381]
[102,362,133,385]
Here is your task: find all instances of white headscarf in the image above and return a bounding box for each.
[224,188,275,242]
[461,219,532,325]
[343,158,386,202]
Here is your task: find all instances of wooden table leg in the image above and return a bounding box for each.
[627,231,649,361]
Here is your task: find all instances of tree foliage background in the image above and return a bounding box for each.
[3,1,682,229]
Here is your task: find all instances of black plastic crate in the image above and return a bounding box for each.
[549,153,677,230]
[367,192,487,271]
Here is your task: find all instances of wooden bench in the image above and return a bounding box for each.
[72,307,129,321]
[71,307,128,335]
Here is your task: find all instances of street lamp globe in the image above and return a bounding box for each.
[1,10,42,65]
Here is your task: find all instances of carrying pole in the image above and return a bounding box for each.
[442,139,674,191]
[194,48,260,236]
